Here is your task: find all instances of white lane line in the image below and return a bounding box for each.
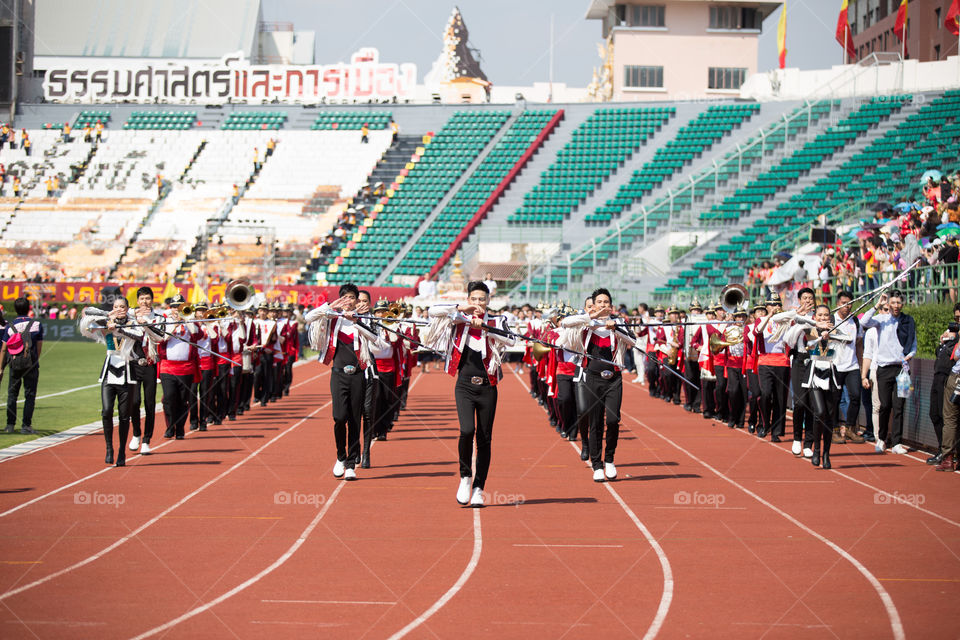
[261,599,396,605]
[756,480,836,484]
[724,420,960,530]
[0,383,100,407]
[0,370,329,516]
[129,481,346,640]
[626,412,905,640]
[512,544,624,548]
[386,509,482,640]
[512,371,674,640]
[0,360,321,464]
[0,399,333,601]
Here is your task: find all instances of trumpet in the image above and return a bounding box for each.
[178,302,195,318]
[531,341,552,361]
[225,279,257,312]
[720,283,748,315]
[709,324,744,354]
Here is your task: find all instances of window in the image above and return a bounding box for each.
[708,67,747,90]
[629,5,665,27]
[624,65,664,88]
[935,44,941,60]
[709,6,760,29]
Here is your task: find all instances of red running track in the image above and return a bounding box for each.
[0,361,957,639]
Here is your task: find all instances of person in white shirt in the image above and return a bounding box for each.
[860,321,881,443]
[482,272,498,297]
[830,290,865,444]
[418,273,438,298]
[860,290,917,454]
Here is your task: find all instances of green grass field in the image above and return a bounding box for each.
[0,341,143,449]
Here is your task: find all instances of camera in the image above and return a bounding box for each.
[949,322,959,333]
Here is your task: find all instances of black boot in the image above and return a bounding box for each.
[360,450,370,469]
[103,420,114,464]
[116,421,129,467]
[811,445,820,467]
[821,430,832,470]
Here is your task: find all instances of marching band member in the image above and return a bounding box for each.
[80,297,153,466]
[753,291,795,442]
[227,308,247,421]
[158,296,200,440]
[713,306,730,424]
[398,304,418,410]
[194,302,220,431]
[787,287,817,457]
[724,306,749,429]
[540,308,562,433]
[682,299,703,413]
[268,303,286,402]
[831,290,865,444]
[656,306,683,405]
[560,288,636,483]
[360,300,405,468]
[305,283,383,481]
[281,303,299,396]
[252,301,277,407]
[424,281,515,506]
[211,305,233,425]
[636,304,663,398]
[526,306,543,401]
[547,307,579,442]
[744,302,766,433]
[129,286,159,454]
[692,306,720,419]
[573,296,593,461]
[239,308,258,414]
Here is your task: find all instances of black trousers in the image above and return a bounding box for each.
[583,372,622,470]
[574,376,590,447]
[241,371,254,410]
[216,364,231,421]
[759,365,790,437]
[129,363,157,442]
[683,359,700,407]
[228,367,242,418]
[455,378,497,490]
[556,374,578,437]
[374,372,399,438]
[199,368,219,425]
[272,358,284,400]
[790,357,814,447]
[330,370,364,469]
[161,373,193,437]
[747,371,761,427]
[715,366,728,420]
[101,382,132,453]
[876,364,905,447]
[837,369,863,430]
[663,363,681,402]
[283,358,294,394]
[810,385,839,455]
[644,356,659,397]
[189,380,200,427]
[6,366,39,429]
[727,368,747,427]
[362,371,377,451]
[254,357,274,405]
[930,371,948,447]
[702,375,717,415]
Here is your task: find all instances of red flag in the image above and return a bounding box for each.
[946,0,959,36]
[835,0,856,62]
[894,0,908,57]
[777,4,788,69]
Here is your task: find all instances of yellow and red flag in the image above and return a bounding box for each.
[894,0,908,57]
[777,4,787,69]
[835,0,856,62]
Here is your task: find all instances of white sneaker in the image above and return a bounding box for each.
[802,447,813,458]
[593,468,605,482]
[890,444,908,454]
[456,477,472,505]
[791,441,802,455]
[333,460,345,477]
[604,462,617,479]
[140,441,152,455]
[469,487,484,507]
[633,376,643,384]
[875,440,886,454]
[129,436,141,451]
[344,467,357,481]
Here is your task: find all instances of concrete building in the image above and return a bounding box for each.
[585,0,781,101]
[848,0,958,63]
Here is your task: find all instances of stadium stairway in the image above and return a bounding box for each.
[373,110,523,285]
[297,134,422,284]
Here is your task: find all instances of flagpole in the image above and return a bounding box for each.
[845,28,849,65]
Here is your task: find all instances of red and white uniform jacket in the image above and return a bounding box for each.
[304,303,383,369]
[158,321,201,380]
[424,304,516,386]
[559,314,636,371]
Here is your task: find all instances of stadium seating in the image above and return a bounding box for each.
[312,111,392,130]
[221,111,287,130]
[390,109,558,279]
[124,111,198,130]
[74,110,111,129]
[1,129,95,199]
[319,110,510,285]
[508,107,674,225]
[585,103,761,225]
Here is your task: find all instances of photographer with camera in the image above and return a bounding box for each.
[0,297,42,435]
[927,303,960,466]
